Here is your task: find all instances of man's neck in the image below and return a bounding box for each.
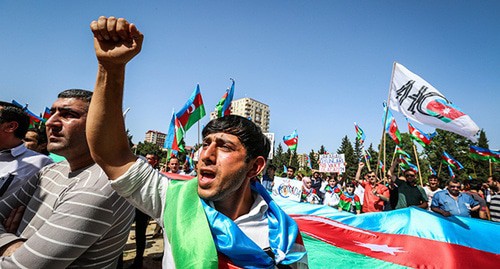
[67,152,95,172]
[0,139,23,151]
[430,185,439,191]
[214,181,254,220]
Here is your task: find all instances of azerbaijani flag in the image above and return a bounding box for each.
[408,122,436,148]
[164,111,185,152]
[383,102,402,144]
[215,79,235,118]
[354,122,366,145]
[283,130,298,151]
[274,196,499,269]
[469,145,500,163]
[395,146,411,159]
[442,151,464,170]
[176,84,206,132]
[447,164,456,179]
[11,100,42,128]
[399,156,418,172]
[429,164,437,175]
[42,107,51,122]
[388,63,479,142]
[306,155,312,169]
[378,160,385,170]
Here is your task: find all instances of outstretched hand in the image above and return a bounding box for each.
[90,16,144,67]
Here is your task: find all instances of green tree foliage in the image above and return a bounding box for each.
[337,135,356,178]
[309,149,318,170]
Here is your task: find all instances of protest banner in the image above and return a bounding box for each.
[272,176,302,202]
[319,154,346,173]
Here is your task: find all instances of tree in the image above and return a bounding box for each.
[337,135,356,178]
[309,149,318,170]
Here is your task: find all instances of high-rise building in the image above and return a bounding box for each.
[210,97,270,133]
[145,130,166,148]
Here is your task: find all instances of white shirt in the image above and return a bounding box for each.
[0,143,52,198]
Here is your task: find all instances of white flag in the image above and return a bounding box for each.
[389,63,479,142]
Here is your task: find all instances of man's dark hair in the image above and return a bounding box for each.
[447,178,461,186]
[0,101,30,139]
[202,115,270,162]
[58,89,93,102]
[267,164,276,171]
[428,174,439,181]
[288,166,296,173]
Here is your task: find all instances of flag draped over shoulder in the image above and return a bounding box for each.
[469,146,500,163]
[283,130,298,151]
[354,122,366,144]
[442,152,464,170]
[176,84,206,132]
[388,63,479,142]
[408,122,436,148]
[273,196,499,269]
[383,102,401,144]
[215,79,235,118]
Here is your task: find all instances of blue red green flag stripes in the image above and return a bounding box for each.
[469,145,500,163]
[42,107,51,122]
[428,164,437,175]
[176,84,206,132]
[383,102,402,144]
[407,122,436,148]
[283,130,298,151]
[395,146,411,159]
[12,99,42,128]
[164,111,186,152]
[442,151,464,170]
[354,122,366,144]
[447,164,456,179]
[273,195,499,269]
[215,79,235,118]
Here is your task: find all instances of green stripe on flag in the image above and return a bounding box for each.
[302,233,409,269]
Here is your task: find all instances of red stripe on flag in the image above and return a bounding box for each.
[291,214,498,269]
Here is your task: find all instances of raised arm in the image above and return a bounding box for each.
[355,162,364,183]
[87,16,144,179]
[388,158,400,183]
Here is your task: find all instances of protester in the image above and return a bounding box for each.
[301,177,320,204]
[311,171,323,200]
[261,164,276,192]
[0,90,134,268]
[322,176,341,207]
[287,166,297,180]
[424,174,442,210]
[388,160,428,209]
[23,127,49,155]
[431,178,480,217]
[464,179,490,220]
[0,101,53,198]
[338,182,362,214]
[86,16,307,268]
[356,162,389,212]
[490,191,500,222]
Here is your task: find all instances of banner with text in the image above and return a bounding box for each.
[319,154,346,173]
[271,176,303,202]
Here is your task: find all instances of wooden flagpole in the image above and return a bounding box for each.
[437,162,442,178]
[489,159,493,177]
[412,144,424,186]
[362,147,372,172]
[376,62,397,180]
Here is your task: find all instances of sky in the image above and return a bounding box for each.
[2,1,499,154]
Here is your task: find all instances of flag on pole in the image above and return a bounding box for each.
[42,107,51,122]
[383,102,402,144]
[395,146,411,159]
[428,164,437,175]
[283,130,298,151]
[176,84,206,132]
[408,122,436,148]
[215,79,235,118]
[442,152,464,170]
[11,100,42,128]
[399,156,418,172]
[283,165,287,174]
[306,155,312,169]
[388,63,479,142]
[354,122,366,145]
[447,165,456,179]
[378,160,385,170]
[469,146,500,163]
[164,111,185,152]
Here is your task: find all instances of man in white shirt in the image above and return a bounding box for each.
[0,102,52,198]
[87,16,308,269]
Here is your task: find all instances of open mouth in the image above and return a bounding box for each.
[198,169,216,186]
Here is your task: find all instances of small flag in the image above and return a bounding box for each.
[442,152,464,170]
[283,130,298,151]
[215,79,235,118]
[400,156,418,172]
[408,122,436,148]
[176,84,206,132]
[379,160,385,170]
[447,165,456,179]
[469,146,500,163]
[354,122,366,145]
[395,146,411,159]
[283,165,287,174]
[383,102,402,144]
[429,164,437,175]
[42,107,51,122]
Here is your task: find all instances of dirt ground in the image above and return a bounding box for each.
[122,220,164,269]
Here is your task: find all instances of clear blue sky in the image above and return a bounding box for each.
[2,1,499,153]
